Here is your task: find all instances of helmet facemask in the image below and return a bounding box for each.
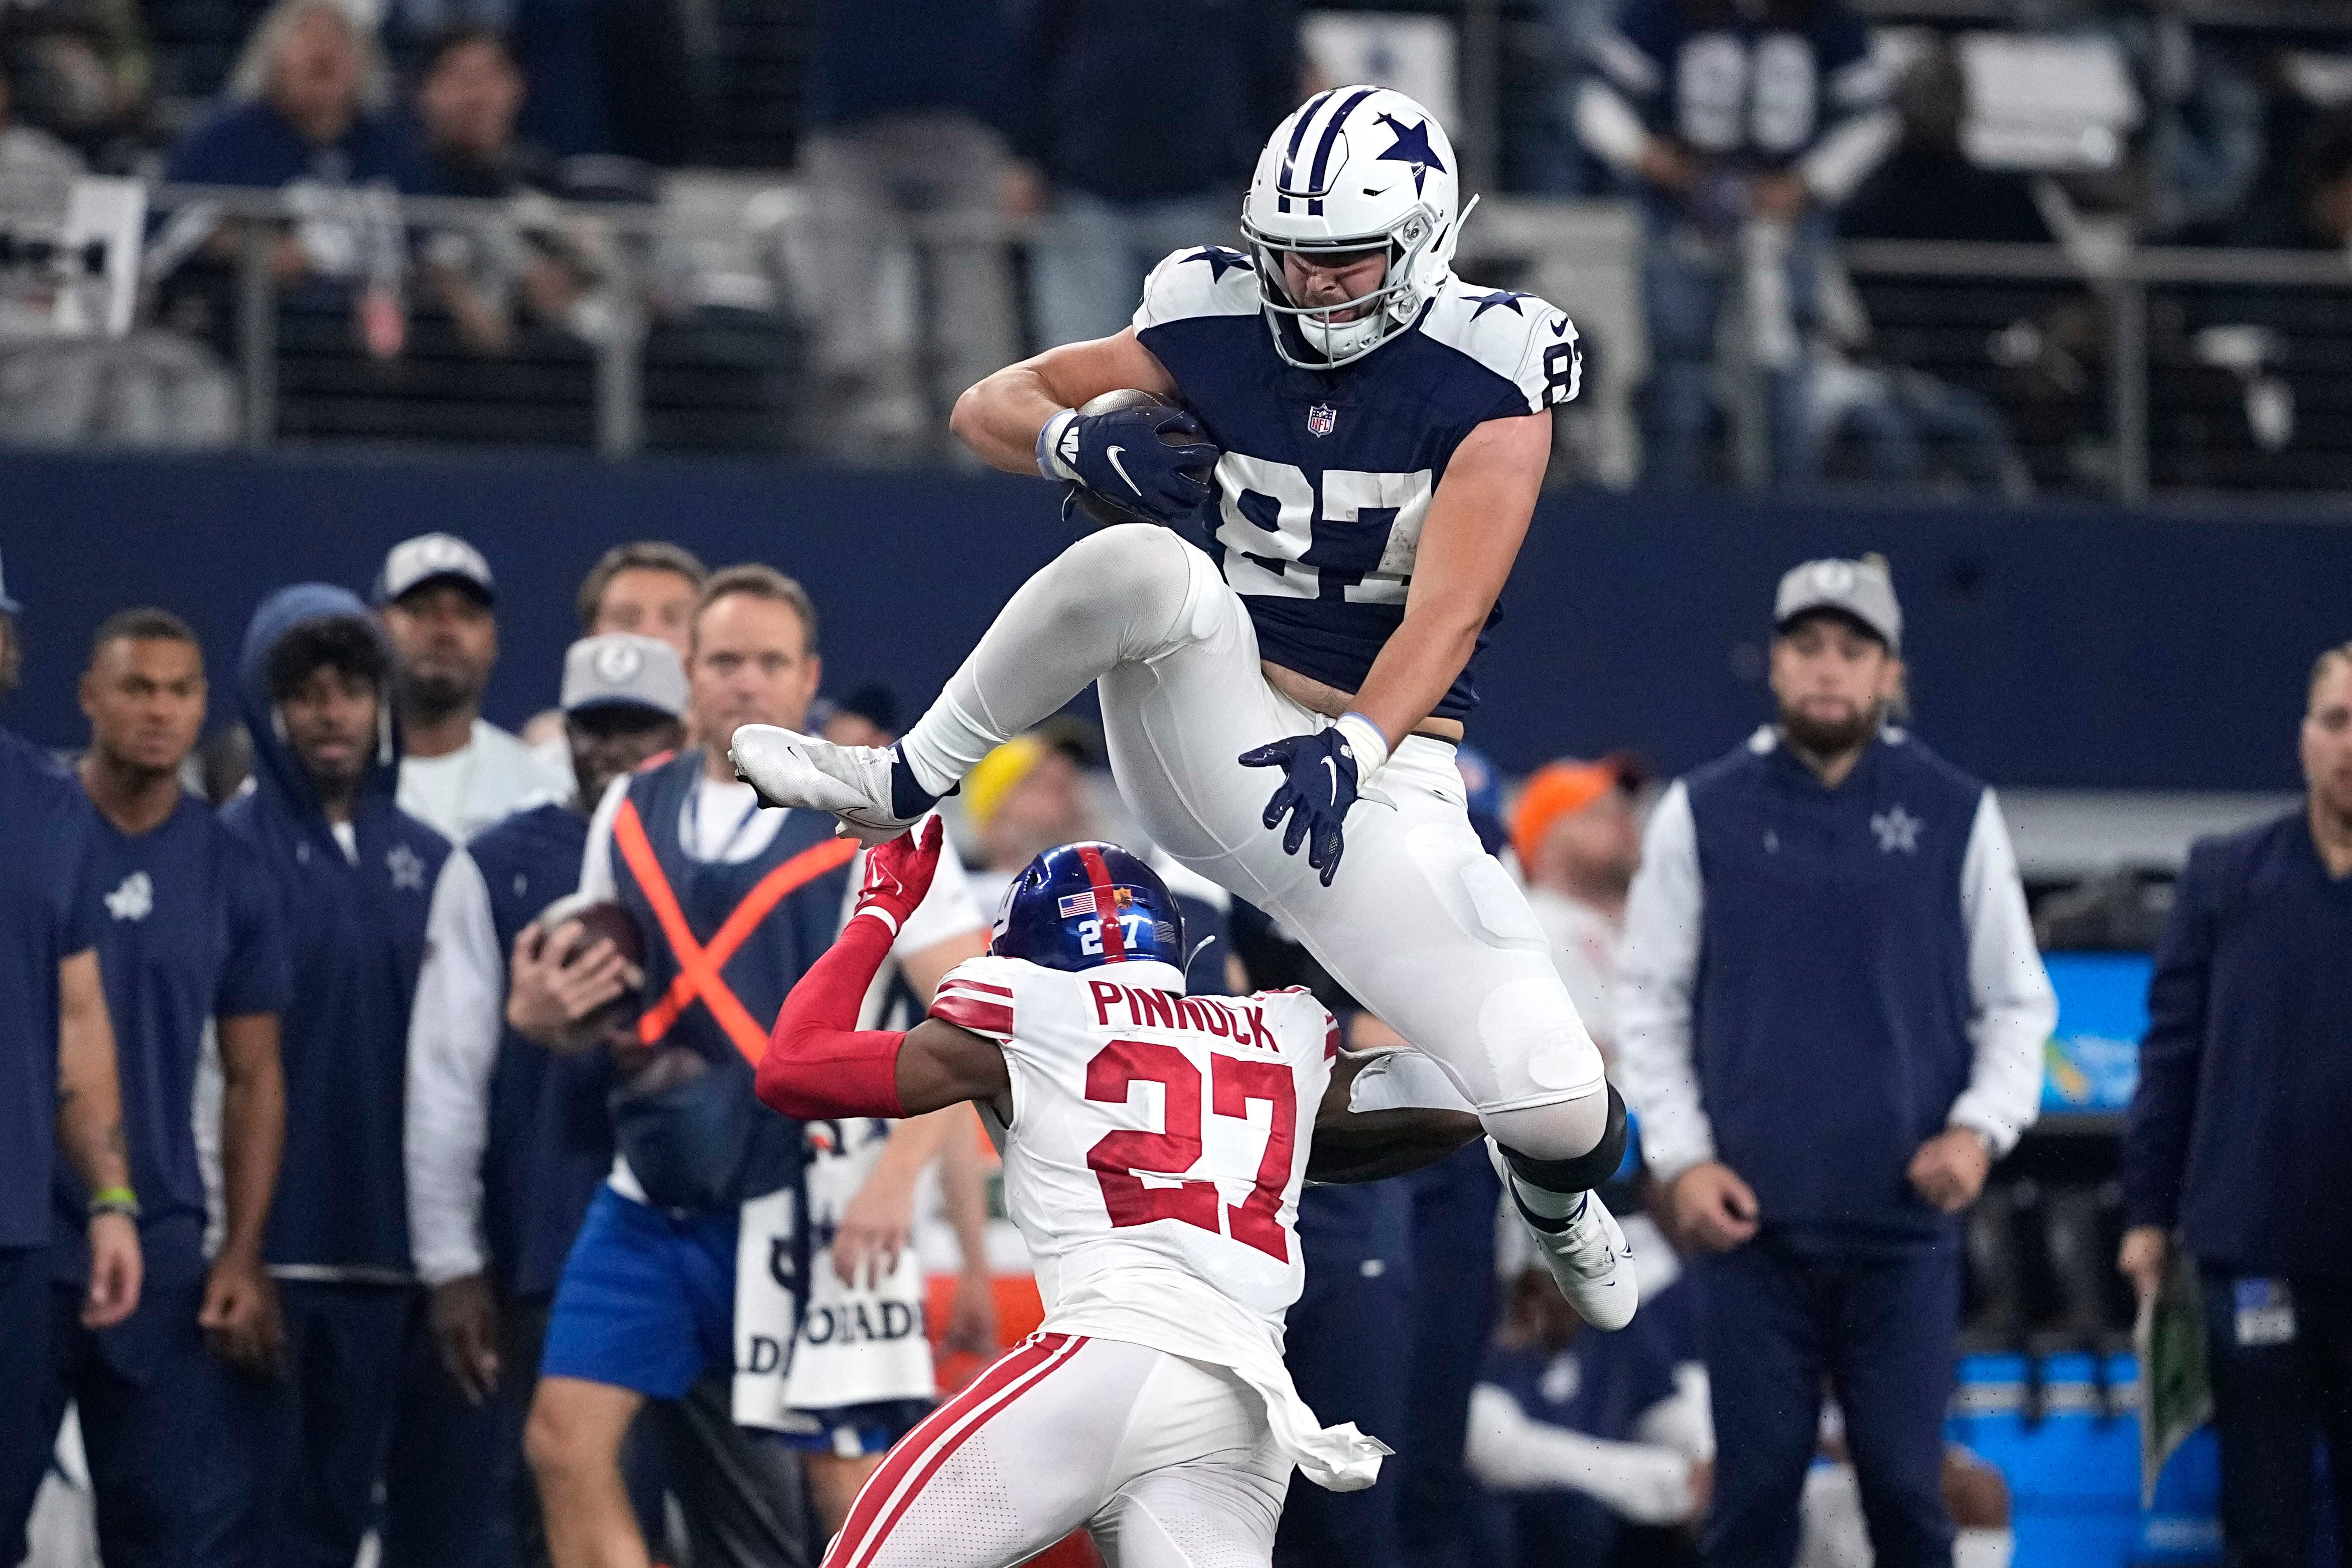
[1244,206,1442,370]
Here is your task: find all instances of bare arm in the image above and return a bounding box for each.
[58,949,141,1328]
[202,1011,285,1374]
[214,1012,285,1264]
[1305,1050,1484,1184]
[948,328,1180,474]
[57,949,129,1193]
[1347,412,1550,747]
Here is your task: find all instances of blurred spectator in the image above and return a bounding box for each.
[376,532,570,842]
[817,682,898,750]
[2116,642,2352,1568]
[2107,6,2266,244]
[217,585,451,1568]
[961,729,1091,908]
[521,539,707,758]
[405,632,686,1568]
[4,611,290,1568]
[1577,0,1898,490]
[1840,38,2049,245]
[1808,264,2029,500]
[1617,558,2052,1568]
[0,38,87,183]
[576,539,706,658]
[796,0,1020,460]
[1006,0,1302,348]
[0,557,142,1568]
[163,0,423,359]
[0,1,150,166]
[410,26,602,356]
[0,64,237,447]
[2237,112,2352,249]
[1512,757,1642,1057]
[503,0,696,167]
[196,722,253,805]
[1469,1259,1710,1566]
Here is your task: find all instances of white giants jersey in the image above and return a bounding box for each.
[930,954,1388,1490]
[931,953,1334,1355]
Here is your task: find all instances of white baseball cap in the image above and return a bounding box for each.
[561,634,687,719]
[1773,556,1902,653]
[376,532,494,607]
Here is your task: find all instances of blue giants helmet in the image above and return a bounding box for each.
[991,841,1187,983]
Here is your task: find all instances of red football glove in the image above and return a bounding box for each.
[855,816,943,935]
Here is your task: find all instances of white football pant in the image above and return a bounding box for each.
[897,524,1607,1156]
[823,1333,1289,1568]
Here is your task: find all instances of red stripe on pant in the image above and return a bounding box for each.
[825,1333,1088,1568]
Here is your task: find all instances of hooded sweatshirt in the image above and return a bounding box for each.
[220,585,450,1279]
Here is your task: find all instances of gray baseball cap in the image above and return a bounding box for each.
[376,532,494,607]
[561,634,688,719]
[0,548,18,616]
[1773,556,1901,652]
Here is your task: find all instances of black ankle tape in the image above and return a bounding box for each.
[1499,1084,1627,1196]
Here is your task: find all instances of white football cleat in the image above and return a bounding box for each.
[1515,1186,1639,1331]
[727,725,918,845]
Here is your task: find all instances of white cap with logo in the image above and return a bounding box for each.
[561,634,688,719]
[1773,556,1902,653]
[376,532,495,607]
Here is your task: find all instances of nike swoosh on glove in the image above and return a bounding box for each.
[1239,729,1362,886]
[1043,404,1220,525]
[855,817,943,935]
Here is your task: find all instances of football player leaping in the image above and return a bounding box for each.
[758,825,1484,1566]
[734,86,1635,1326]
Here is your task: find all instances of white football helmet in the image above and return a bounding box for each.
[1240,85,1475,370]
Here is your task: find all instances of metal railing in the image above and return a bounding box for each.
[110,182,2352,494]
[148,181,675,458]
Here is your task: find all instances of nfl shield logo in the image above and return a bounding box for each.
[1306,403,1337,438]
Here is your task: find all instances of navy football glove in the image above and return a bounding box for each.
[1239,727,1369,886]
[1040,402,1220,526]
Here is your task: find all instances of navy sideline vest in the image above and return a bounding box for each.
[610,752,858,1209]
[1686,730,1982,1244]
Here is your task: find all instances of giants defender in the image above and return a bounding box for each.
[734,87,1634,1322]
[757,824,1482,1567]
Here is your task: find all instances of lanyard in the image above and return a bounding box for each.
[684,782,765,864]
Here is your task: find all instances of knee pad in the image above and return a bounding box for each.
[1497,1083,1627,1196]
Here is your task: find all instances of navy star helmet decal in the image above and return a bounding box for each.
[1373,114,1445,195]
[1182,246,1251,282]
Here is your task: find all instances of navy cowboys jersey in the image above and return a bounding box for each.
[1132,245,1578,722]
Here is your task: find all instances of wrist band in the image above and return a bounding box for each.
[1334,712,1391,779]
[89,1185,140,1220]
[1036,408,1078,481]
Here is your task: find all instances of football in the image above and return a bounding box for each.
[1064,388,1212,532]
[538,891,645,971]
[534,892,647,1045]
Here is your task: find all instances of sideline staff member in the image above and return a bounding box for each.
[2119,642,2352,1568]
[1617,557,2052,1568]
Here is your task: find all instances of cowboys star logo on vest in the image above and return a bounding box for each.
[387,842,427,891]
[1306,403,1338,438]
[104,871,153,922]
[1871,805,1923,854]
